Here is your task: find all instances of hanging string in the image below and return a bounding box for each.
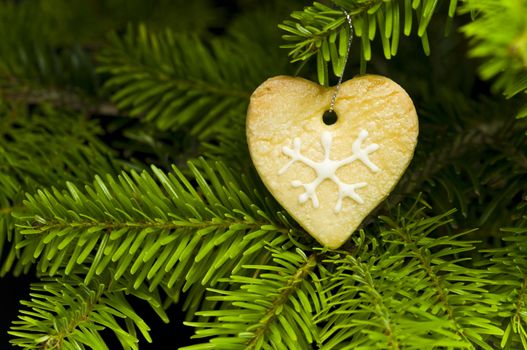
[328,10,354,113]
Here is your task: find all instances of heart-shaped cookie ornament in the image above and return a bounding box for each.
[246,75,418,249]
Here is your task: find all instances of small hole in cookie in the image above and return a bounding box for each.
[323,110,338,125]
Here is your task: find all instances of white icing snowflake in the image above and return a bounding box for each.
[279,130,380,213]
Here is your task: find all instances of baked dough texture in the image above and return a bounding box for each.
[246,75,418,249]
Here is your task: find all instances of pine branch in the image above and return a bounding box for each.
[14,159,298,311]
[0,2,100,104]
[0,0,225,109]
[330,255,404,350]
[93,9,293,169]
[9,270,163,349]
[279,0,458,85]
[245,252,318,350]
[482,202,527,349]
[182,247,323,350]
[380,208,502,349]
[0,104,119,276]
[316,205,502,349]
[97,24,288,139]
[389,87,527,232]
[461,0,527,118]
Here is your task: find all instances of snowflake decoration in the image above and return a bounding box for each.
[279,130,380,213]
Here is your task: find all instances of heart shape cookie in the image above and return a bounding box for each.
[246,75,418,249]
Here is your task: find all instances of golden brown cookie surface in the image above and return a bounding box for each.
[246,75,418,249]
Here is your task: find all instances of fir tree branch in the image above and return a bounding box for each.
[34,282,105,349]
[0,6,100,106]
[395,222,470,344]
[461,0,527,117]
[0,105,120,276]
[14,159,297,305]
[246,253,318,350]
[483,204,527,348]
[380,208,501,350]
[347,256,401,350]
[183,248,323,350]
[0,0,223,107]
[9,271,160,350]
[388,90,527,230]
[280,0,458,85]
[317,206,502,349]
[97,25,269,138]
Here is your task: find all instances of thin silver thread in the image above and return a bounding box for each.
[329,10,354,113]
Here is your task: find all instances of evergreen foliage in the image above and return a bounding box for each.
[1,0,527,349]
[15,159,292,297]
[485,202,527,349]
[0,103,119,276]
[279,0,459,84]
[181,204,512,349]
[9,271,158,350]
[98,26,250,137]
[460,0,527,117]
